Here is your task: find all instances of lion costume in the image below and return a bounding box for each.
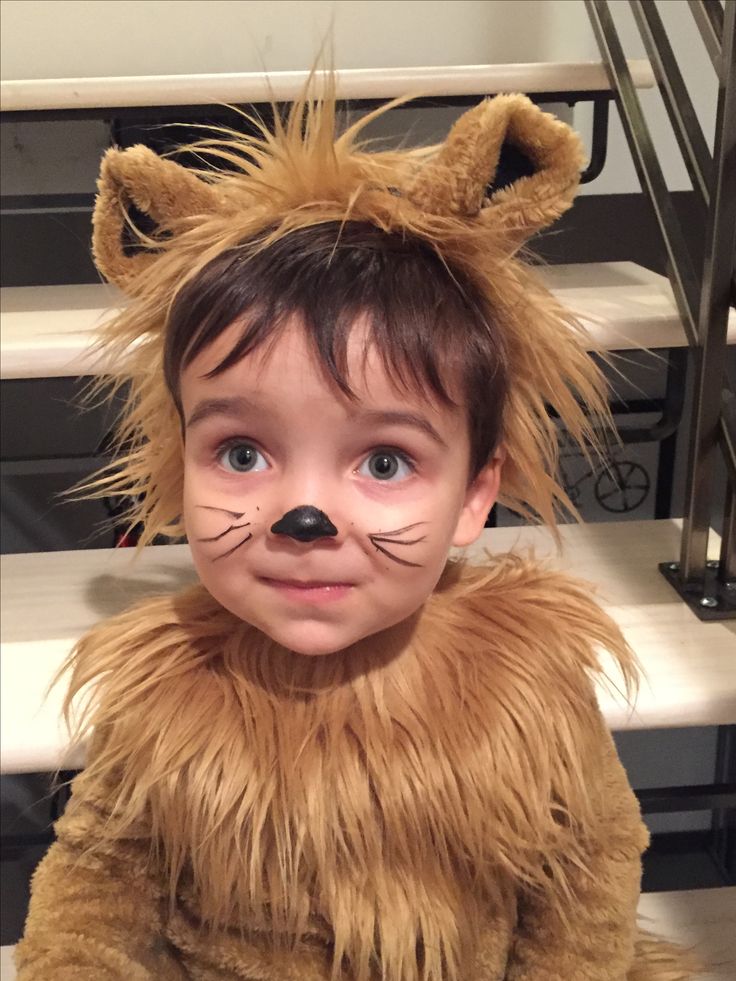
[16,76,702,979]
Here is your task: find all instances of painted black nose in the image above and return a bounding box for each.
[270,506,338,542]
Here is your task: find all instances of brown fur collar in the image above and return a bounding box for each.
[59,553,639,981]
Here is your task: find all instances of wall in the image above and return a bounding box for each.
[0,0,719,196]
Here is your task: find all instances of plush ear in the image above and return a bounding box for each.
[92,145,223,292]
[406,94,586,243]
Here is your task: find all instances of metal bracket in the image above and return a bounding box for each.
[579,97,610,184]
[636,781,736,813]
[659,559,736,620]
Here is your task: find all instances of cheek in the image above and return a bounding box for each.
[357,556,447,641]
[182,464,264,562]
[182,466,219,542]
[354,484,465,565]
[358,515,458,624]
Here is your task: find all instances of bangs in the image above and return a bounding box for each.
[164,221,508,476]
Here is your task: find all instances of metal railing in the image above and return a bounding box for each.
[585,0,736,622]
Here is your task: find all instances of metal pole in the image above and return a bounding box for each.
[688,0,724,72]
[719,390,736,582]
[585,0,701,347]
[720,485,736,584]
[631,0,712,207]
[680,1,736,583]
[710,725,736,885]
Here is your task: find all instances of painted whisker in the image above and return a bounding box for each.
[369,539,423,568]
[197,522,251,543]
[367,522,428,568]
[373,522,427,536]
[214,532,253,561]
[196,505,245,520]
[369,535,426,547]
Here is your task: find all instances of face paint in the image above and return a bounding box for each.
[271,506,338,542]
[194,504,253,559]
[181,317,503,656]
[367,522,427,568]
[197,505,245,519]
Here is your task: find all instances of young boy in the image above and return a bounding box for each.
[16,88,700,980]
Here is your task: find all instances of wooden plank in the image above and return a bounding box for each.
[0,61,655,112]
[637,888,736,981]
[0,283,124,379]
[5,263,734,379]
[539,261,736,351]
[2,520,734,774]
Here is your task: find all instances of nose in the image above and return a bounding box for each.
[270,505,338,543]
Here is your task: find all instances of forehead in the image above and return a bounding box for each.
[180,315,462,425]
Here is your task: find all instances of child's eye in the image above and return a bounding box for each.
[218,441,269,474]
[358,450,414,482]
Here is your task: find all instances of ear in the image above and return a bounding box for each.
[452,448,506,548]
[407,94,586,244]
[92,145,223,293]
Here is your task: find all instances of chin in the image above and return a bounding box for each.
[245,615,357,657]
[270,626,355,657]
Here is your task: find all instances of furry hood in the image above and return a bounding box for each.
[57,553,640,981]
[84,82,613,545]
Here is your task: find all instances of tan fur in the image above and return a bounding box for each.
[17,556,703,979]
[82,78,613,546]
[408,94,585,236]
[93,144,223,291]
[16,71,704,981]
[59,557,623,969]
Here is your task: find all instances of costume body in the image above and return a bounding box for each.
[15,81,702,980]
[16,556,699,980]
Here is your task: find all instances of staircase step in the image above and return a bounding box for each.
[3,263,734,380]
[539,261,736,350]
[0,60,655,112]
[1,282,124,379]
[636,888,736,980]
[1,887,732,979]
[1,520,734,775]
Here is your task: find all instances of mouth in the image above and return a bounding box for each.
[259,577,354,603]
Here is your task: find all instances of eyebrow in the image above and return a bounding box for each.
[186,396,256,429]
[352,410,448,448]
[186,397,447,447]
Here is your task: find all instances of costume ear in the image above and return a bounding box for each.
[92,145,223,292]
[407,94,586,243]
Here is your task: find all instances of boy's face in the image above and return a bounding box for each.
[180,317,503,656]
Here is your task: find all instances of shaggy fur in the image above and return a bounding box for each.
[83,79,613,544]
[17,557,701,980]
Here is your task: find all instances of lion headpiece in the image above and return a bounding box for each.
[88,75,608,544]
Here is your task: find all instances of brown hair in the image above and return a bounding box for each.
[164,220,507,479]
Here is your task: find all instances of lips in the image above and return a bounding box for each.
[259,576,354,603]
[261,577,352,588]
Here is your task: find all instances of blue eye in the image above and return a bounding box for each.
[359,450,414,482]
[219,442,268,474]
